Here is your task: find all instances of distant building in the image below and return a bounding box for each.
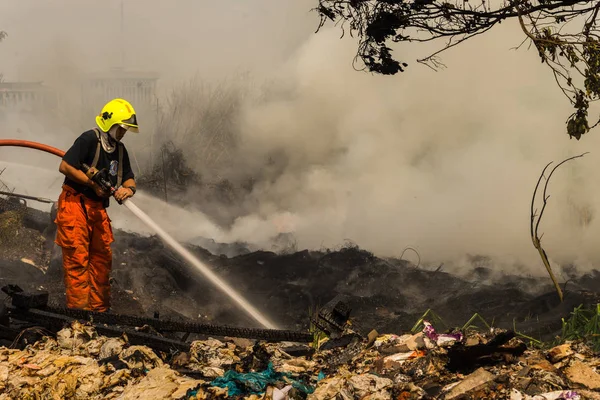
[0,81,58,111]
[1,71,160,170]
[0,68,159,113]
[81,68,159,112]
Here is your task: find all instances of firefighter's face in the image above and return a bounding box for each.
[115,125,127,141]
[108,125,127,142]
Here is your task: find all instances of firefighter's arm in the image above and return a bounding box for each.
[114,178,136,202]
[59,160,108,198]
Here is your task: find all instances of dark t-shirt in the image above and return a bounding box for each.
[62,129,135,206]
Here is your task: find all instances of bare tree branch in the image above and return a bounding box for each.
[530,152,588,303]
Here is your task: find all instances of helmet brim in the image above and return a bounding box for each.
[120,114,139,133]
[122,124,139,133]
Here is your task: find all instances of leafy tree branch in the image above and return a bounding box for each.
[314,0,600,139]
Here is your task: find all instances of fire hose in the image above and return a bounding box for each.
[0,139,278,330]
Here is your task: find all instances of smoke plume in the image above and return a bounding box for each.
[212,25,600,276]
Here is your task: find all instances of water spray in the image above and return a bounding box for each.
[0,139,278,329]
[122,200,276,328]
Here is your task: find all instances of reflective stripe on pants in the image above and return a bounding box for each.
[54,185,114,312]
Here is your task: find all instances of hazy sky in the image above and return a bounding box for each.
[0,0,316,84]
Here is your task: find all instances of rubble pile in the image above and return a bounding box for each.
[90,232,600,341]
[1,318,600,399]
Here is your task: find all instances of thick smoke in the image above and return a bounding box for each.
[1,1,599,276]
[217,24,600,275]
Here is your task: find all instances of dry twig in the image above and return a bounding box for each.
[530,152,588,302]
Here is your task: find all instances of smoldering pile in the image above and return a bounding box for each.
[2,190,600,340]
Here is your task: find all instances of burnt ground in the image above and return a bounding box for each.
[1,198,600,343]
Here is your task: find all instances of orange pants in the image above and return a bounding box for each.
[54,185,114,312]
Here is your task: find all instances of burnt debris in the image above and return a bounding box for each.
[1,195,600,341]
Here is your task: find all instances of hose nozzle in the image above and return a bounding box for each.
[80,163,115,198]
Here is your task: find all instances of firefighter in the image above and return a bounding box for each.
[54,98,139,312]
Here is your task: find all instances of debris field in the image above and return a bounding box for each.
[1,317,600,399]
[1,194,600,399]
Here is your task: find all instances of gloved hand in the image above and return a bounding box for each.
[92,183,110,198]
[114,186,134,203]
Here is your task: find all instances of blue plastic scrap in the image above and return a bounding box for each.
[183,388,200,399]
[210,362,314,396]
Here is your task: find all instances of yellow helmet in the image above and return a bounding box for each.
[95,98,139,133]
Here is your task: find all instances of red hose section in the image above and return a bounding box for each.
[0,139,66,158]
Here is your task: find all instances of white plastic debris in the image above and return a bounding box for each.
[273,385,293,400]
[510,388,581,400]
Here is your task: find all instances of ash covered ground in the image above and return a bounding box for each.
[1,195,599,342]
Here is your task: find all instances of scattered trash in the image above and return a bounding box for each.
[510,389,582,400]
[1,316,599,399]
[441,367,495,399]
[273,384,292,400]
[547,343,574,363]
[310,295,354,338]
[446,330,527,372]
[211,362,313,397]
[423,320,464,346]
[564,361,600,390]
